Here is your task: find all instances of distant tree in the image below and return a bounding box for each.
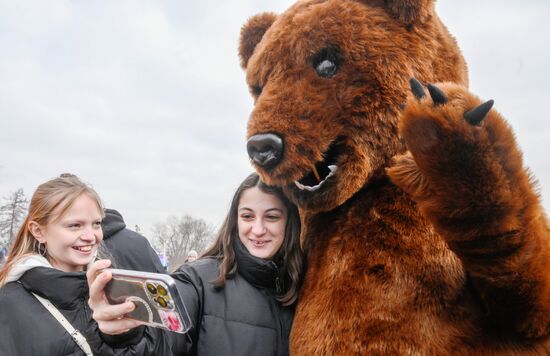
[0,188,28,246]
[152,215,214,271]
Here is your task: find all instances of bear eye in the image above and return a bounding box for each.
[316,60,337,78]
[252,84,263,96]
[311,46,343,78]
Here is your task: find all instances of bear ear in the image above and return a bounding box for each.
[239,12,278,69]
[380,0,434,27]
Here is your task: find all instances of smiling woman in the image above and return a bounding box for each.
[86,172,305,356]
[237,185,288,259]
[28,189,104,272]
[0,173,106,356]
[0,173,104,280]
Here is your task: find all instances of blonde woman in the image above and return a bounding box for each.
[0,173,104,356]
[0,174,169,356]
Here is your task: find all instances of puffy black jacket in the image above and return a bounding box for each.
[101,208,165,273]
[0,267,92,356]
[0,209,168,356]
[170,240,294,356]
[0,267,168,356]
[98,239,295,356]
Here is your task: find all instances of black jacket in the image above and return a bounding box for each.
[0,267,168,356]
[99,239,295,356]
[0,210,168,356]
[170,239,294,356]
[102,209,165,274]
[0,267,91,356]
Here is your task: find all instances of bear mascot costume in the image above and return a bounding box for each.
[239,0,549,354]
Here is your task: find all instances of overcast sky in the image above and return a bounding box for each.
[1,0,548,239]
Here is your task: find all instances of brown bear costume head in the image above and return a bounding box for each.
[240,0,468,213]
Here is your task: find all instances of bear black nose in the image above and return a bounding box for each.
[247,133,283,168]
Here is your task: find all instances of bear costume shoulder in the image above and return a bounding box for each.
[240,0,550,354]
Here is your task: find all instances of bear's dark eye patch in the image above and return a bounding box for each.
[311,46,343,78]
[252,84,263,96]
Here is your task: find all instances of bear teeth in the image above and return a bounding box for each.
[294,165,337,191]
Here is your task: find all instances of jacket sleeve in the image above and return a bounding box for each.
[84,322,172,356]
[168,265,205,355]
[84,265,204,356]
[0,301,18,356]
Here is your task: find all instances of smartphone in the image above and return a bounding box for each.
[103,268,191,334]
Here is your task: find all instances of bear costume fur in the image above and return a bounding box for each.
[239,0,550,354]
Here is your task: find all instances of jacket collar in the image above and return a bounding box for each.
[19,267,88,308]
[6,254,51,283]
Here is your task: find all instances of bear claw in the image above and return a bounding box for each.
[409,78,426,99]
[426,84,447,105]
[463,100,495,126]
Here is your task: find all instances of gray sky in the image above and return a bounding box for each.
[1,0,548,238]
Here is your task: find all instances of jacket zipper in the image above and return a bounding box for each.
[267,261,285,355]
[269,261,282,294]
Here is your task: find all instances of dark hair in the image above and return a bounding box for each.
[201,173,304,306]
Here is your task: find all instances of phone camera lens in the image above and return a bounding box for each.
[146,283,157,294]
[156,296,168,308]
[157,285,168,296]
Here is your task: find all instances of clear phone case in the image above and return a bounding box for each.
[104,268,191,333]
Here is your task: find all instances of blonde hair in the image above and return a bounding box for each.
[0,173,104,287]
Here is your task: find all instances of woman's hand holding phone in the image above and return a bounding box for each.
[86,259,144,335]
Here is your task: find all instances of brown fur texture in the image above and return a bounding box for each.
[240,0,550,354]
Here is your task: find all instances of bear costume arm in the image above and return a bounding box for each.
[388,80,550,339]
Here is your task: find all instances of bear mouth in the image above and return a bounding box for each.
[294,138,343,192]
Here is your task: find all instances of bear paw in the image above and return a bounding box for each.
[402,78,496,158]
[388,78,525,215]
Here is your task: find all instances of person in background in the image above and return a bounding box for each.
[185,249,198,263]
[87,172,305,355]
[102,208,164,274]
